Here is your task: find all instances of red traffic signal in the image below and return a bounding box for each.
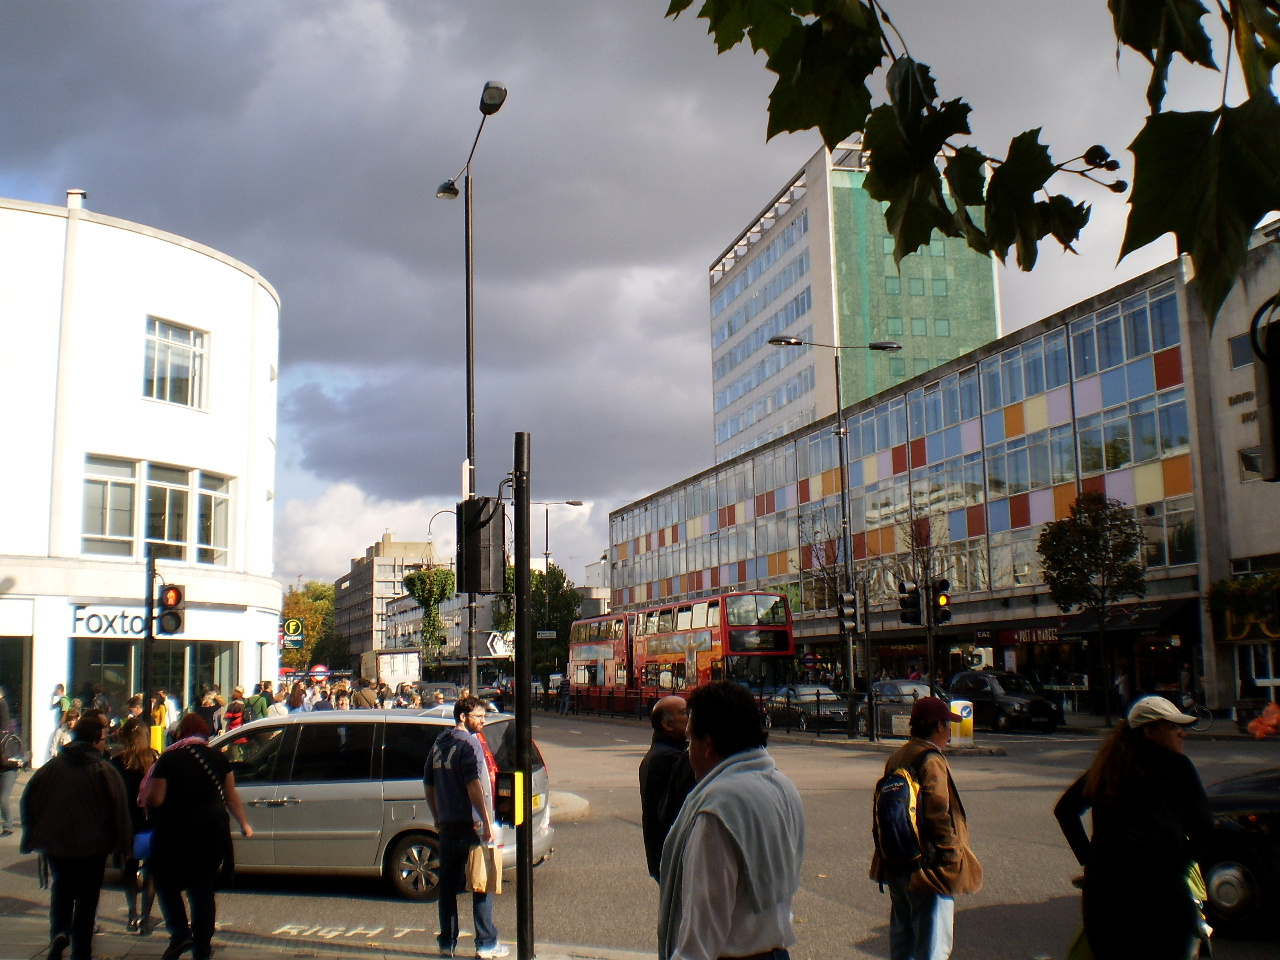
[158,584,185,634]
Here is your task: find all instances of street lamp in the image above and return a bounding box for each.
[533,500,585,671]
[768,335,900,739]
[437,80,507,693]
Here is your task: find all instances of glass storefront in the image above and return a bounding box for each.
[72,638,238,719]
[0,636,33,738]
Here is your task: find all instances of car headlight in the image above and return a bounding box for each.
[1011,702,1026,712]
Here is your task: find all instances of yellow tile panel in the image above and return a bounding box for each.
[1023,394,1048,434]
[1133,462,1164,504]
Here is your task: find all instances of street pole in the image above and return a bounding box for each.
[544,505,551,670]
[143,548,155,703]
[831,351,858,740]
[513,433,534,960]
[464,170,480,694]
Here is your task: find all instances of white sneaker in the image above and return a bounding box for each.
[476,944,510,959]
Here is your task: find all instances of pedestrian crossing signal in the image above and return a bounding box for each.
[157,584,185,634]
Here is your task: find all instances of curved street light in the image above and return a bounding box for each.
[767,334,900,741]
[437,80,508,697]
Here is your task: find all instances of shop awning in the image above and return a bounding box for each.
[1056,598,1195,637]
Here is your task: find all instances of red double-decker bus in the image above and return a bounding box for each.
[568,591,795,710]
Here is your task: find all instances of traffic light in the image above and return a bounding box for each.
[898,580,922,626]
[456,497,506,594]
[838,592,858,634]
[157,584,185,634]
[932,578,952,625]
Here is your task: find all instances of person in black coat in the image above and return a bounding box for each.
[1055,695,1214,960]
[143,713,252,960]
[638,696,692,882]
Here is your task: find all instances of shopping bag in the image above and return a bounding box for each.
[132,830,154,861]
[466,843,503,895]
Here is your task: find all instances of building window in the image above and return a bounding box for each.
[144,318,206,408]
[935,319,951,337]
[914,357,932,376]
[147,464,190,560]
[882,237,895,255]
[1240,446,1263,482]
[83,457,137,556]
[82,456,231,565]
[909,277,926,296]
[1228,333,1253,370]
[929,238,946,257]
[932,278,948,297]
[889,357,906,378]
[886,276,901,295]
[199,474,230,565]
[887,317,903,336]
[911,317,928,336]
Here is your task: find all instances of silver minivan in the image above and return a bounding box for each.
[209,709,554,899]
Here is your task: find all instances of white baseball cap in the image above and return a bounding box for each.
[1127,695,1195,728]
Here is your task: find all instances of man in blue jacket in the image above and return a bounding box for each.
[424,696,505,959]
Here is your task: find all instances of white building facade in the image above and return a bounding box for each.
[0,192,282,762]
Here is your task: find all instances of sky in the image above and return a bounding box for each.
[1,2,1233,589]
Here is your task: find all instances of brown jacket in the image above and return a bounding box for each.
[869,738,982,896]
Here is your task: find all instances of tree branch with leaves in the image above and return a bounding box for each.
[403,567,456,657]
[666,0,1280,322]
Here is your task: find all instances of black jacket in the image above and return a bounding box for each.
[21,740,132,859]
[639,729,691,881]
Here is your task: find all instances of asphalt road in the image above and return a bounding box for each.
[1,717,1275,960]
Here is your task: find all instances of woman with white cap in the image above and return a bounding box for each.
[1054,695,1214,960]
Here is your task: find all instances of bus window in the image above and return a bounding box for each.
[676,606,693,631]
[707,601,720,628]
[644,611,658,636]
[723,655,791,692]
[726,595,758,625]
[645,664,662,688]
[672,663,686,687]
[710,660,723,682]
[570,624,583,644]
[612,618,624,640]
[728,629,790,652]
[692,603,708,629]
[659,666,674,690]
[658,608,675,634]
[757,594,788,625]
[615,663,627,686]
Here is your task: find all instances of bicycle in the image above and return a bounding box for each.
[1181,693,1213,731]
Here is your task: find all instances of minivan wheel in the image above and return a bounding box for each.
[386,833,440,901]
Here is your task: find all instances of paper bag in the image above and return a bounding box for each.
[467,843,503,895]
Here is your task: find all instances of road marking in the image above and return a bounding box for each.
[569,730,581,735]
[271,924,427,940]
[614,738,629,743]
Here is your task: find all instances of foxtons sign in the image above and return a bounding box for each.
[73,605,147,637]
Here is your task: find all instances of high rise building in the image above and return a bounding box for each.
[710,143,1001,463]
[334,532,437,660]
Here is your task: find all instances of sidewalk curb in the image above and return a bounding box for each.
[549,791,590,822]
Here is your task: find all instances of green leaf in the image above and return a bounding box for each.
[1039,194,1092,252]
[1121,95,1280,321]
[1235,0,1280,99]
[764,2,886,146]
[944,146,986,207]
[864,106,956,262]
[1109,0,1217,111]
[984,129,1058,269]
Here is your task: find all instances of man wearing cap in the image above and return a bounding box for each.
[870,696,982,960]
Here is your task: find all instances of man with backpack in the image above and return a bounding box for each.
[1,720,26,837]
[870,696,982,960]
[245,682,273,721]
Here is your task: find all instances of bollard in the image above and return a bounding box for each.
[950,699,974,747]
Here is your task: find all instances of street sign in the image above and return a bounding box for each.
[283,617,304,649]
[310,664,329,680]
[801,652,820,667]
[535,630,557,640]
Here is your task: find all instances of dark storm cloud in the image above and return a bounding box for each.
[0,2,1228,581]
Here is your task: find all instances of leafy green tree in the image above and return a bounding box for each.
[492,563,583,680]
[281,580,336,672]
[1037,491,1146,725]
[403,567,456,658]
[666,0,1280,322]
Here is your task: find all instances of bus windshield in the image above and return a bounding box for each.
[725,593,789,627]
[722,654,795,694]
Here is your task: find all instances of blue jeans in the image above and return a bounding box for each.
[887,873,954,960]
[0,767,16,831]
[437,824,498,952]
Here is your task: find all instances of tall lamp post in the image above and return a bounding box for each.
[437,80,507,693]
[533,500,584,670]
[768,335,900,739]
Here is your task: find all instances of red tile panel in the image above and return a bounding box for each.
[1153,346,1184,390]
[966,505,986,536]
[1009,493,1030,529]
[892,444,909,475]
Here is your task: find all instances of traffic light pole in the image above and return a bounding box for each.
[143,549,155,706]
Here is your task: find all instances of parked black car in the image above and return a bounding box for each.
[947,670,1060,732]
[855,680,948,738]
[763,685,850,732]
[1203,765,1280,934]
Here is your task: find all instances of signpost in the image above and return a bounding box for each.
[283,618,305,649]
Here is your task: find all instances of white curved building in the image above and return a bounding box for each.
[0,191,281,762]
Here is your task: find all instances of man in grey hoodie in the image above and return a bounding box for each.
[658,682,805,960]
[21,716,132,960]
